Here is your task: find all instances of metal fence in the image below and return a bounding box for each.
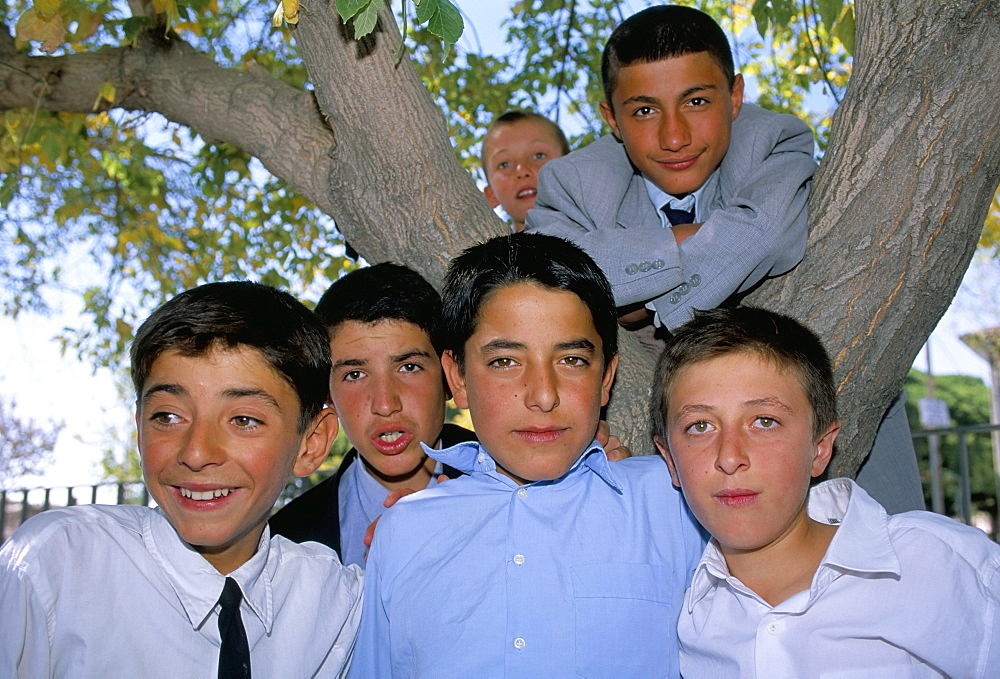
[3,423,1000,542]
[1,482,151,542]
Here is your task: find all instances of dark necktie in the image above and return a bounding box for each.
[662,205,695,226]
[218,577,251,679]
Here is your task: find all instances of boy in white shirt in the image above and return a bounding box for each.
[651,306,1000,677]
[0,281,363,678]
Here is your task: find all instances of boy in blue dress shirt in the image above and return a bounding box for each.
[350,232,705,677]
[0,282,363,678]
[651,307,1000,677]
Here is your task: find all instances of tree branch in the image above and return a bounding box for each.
[0,30,341,216]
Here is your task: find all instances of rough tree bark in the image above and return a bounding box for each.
[747,0,1000,475]
[2,0,998,471]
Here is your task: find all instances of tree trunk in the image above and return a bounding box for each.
[748,0,1000,475]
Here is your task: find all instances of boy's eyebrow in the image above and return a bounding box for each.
[621,84,719,107]
[479,339,526,354]
[332,357,367,370]
[221,387,282,411]
[141,384,282,411]
[478,338,596,354]
[391,349,434,363]
[675,397,794,418]
[555,338,597,353]
[142,383,183,403]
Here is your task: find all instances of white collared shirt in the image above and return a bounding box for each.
[1,504,363,678]
[679,478,1000,678]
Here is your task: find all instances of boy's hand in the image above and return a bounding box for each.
[597,419,631,461]
[362,475,451,553]
[670,221,702,244]
[617,305,652,329]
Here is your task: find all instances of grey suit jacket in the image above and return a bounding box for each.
[526,104,817,330]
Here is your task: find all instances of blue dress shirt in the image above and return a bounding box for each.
[350,440,705,678]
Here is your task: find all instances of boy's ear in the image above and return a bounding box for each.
[810,420,840,477]
[729,73,746,120]
[483,185,500,209]
[291,409,339,478]
[441,350,469,410]
[599,101,622,140]
[654,435,682,489]
[600,353,619,407]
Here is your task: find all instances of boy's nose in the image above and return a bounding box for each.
[659,112,691,151]
[524,364,559,412]
[714,431,750,474]
[177,422,225,471]
[515,161,533,178]
[371,376,403,416]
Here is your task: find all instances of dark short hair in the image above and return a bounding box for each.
[130,281,330,433]
[602,5,736,106]
[314,263,444,355]
[481,110,571,179]
[650,306,837,443]
[442,232,618,369]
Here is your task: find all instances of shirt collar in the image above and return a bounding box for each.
[642,174,713,223]
[424,440,622,492]
[809,478,901,579]
[685,478,901,612]
[145,507,275,633]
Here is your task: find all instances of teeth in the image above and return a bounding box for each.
[379,431,403,443]
[179,487,232,500]
[517,189,537,199]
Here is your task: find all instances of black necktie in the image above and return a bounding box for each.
[662,205,695,226]
[218,577,251,679]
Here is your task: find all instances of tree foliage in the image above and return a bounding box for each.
[2,0,857,365]
[0,396,63,489]
[905,370,997,522]
[2,0,999,474]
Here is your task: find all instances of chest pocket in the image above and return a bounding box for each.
[571,563,677,678]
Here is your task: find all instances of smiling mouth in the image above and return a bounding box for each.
[179,487,233,501]
[516,188,537,199]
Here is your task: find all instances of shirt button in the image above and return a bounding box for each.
[513,554,525,565]
[767,622,778,636]
[625,263,638,275]
[517,487,528,499]
[690,274,701,287]
[477,452,486,463]
[513,637,526,650]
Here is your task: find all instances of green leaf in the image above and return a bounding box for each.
[816,0,844,32]
[426,0,463,46]
[351,0,383,39]
[335,0,369,22]
[750,0,770,37]
[121,16,152,43]
[772,0,795,29]
[414,0,436,24]
[837,7,855,56]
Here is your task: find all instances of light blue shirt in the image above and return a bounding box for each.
[350,440,706,678]
[643,171,717,227]
[338,456,446,568]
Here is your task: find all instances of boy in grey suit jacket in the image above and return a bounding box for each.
[527,4,924,514]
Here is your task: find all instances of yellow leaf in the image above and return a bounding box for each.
[272,0,298,26]
[93,82,116,110]
[15,9,65,53]
[34,0,61,20]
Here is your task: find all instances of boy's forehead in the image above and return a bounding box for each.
[143,344,293,399]
[612,51,729,99]
[472,282,600,341]
[330,318,437,356]
[484,119,561,156]
[667,351,807,405]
